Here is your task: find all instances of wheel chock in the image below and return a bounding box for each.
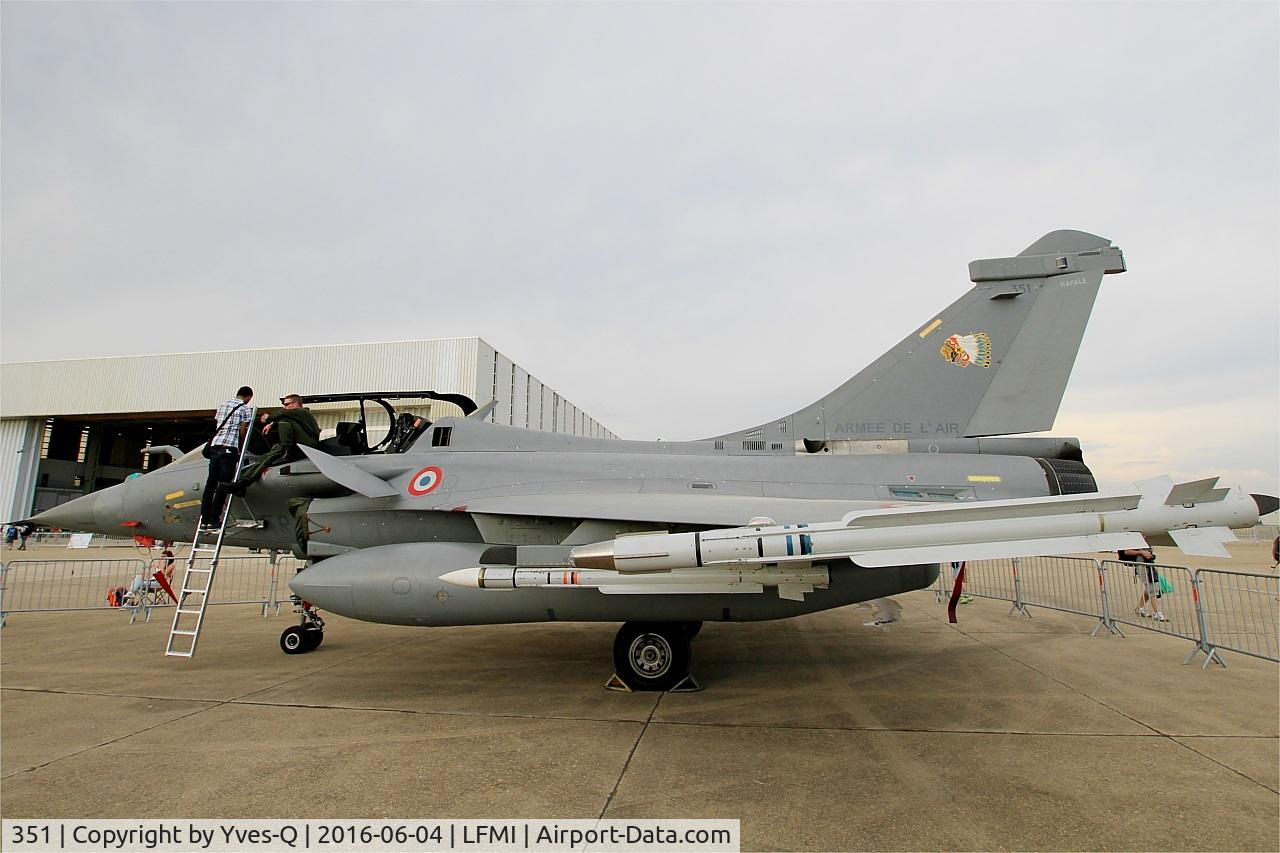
[603,673,705,693]
[669,674,703,693]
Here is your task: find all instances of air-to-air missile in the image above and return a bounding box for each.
[440,479,1268,601]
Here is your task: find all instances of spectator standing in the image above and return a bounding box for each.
[200,386,255,528]
[1119,546,1165,621]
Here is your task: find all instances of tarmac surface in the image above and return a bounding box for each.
[2,542,1278,851]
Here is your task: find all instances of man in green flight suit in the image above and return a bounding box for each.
[225,393,320,494]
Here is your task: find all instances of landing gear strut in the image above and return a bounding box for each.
[609,621,703,692]
[280,595,325,654]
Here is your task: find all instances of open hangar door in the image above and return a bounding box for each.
[30,411,214,515]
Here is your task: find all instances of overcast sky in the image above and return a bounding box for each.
[2,2,1276,497]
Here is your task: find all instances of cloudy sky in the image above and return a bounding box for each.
[2,2,1276,497]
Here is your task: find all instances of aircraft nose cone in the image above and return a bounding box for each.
[29,491,101,532]
[27,483,127,536]
[1251,493,1279,518]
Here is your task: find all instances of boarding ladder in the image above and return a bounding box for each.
[166,406,256,657]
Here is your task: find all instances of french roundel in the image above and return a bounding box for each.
[407,466,443,496]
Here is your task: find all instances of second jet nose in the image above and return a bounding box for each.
[288,562,356,618]
[28,483,126,536]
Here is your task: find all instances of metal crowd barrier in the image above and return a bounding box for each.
[1230,525,1279,544]
[0,554,304,627]
[1013,555,1108,629]
[1101,560,1199,641]
[16,532,139,549]
[936,555,1279,667]
[956,558,1016,603]
[1193,569,1279,666]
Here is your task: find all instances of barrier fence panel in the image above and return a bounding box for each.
[18,532,140,549]
[269,555,309,612]
[0,559,150,613]
[1013,555,1106,623]
[204,556,278,606]
[1194,569,1280,665]
[956,558,1017,603]
[0,556,288,623]
[1102,561,1202,648]
[1231,525,1279,544]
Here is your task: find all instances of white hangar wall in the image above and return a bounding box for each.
[0,337,614,520]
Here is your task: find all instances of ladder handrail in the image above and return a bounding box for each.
[166,405,257,657]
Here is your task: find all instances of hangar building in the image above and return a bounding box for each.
[0,338,614,521]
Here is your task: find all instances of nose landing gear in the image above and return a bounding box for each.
[280,595,325,654]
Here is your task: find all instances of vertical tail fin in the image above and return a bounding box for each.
[713,230,1126,443]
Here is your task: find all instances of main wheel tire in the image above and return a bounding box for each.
[303,627,323,651]
[612,622,691,692]
[280,625,310,654]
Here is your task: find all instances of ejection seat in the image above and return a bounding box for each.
[386,413,430,453]
[337,421,369,454]
[318,421,369,456]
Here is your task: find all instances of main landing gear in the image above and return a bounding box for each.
[280,595,325,654]
[608,621,703,692]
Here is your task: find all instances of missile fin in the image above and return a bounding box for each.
[777,583,814,601]
[1167,526,1235,557]
[1164,477,1227,506]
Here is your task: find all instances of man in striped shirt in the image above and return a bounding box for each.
[200,386,255,528]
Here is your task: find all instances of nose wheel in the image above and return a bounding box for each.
[280,595,325,654]
[609,621,702,692]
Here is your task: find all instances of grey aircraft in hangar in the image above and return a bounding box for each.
[28,230,1276,690]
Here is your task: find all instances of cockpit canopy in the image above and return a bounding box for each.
[299,391,478,456]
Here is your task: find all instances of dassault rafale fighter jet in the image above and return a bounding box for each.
[28,230,1276,690]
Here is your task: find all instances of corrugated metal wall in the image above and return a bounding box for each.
[1,337,615,437]
[493,353,514,426]
[0,338,484,417]
[475,340,497,419]
[1,340,618,520]
[0,418,43,521]
[512,365,528,428]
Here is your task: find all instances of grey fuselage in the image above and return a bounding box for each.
[48,418,1088,626]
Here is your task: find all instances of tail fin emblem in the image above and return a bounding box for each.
[939,332,992,368]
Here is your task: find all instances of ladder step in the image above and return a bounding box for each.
[169,411,254,660]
